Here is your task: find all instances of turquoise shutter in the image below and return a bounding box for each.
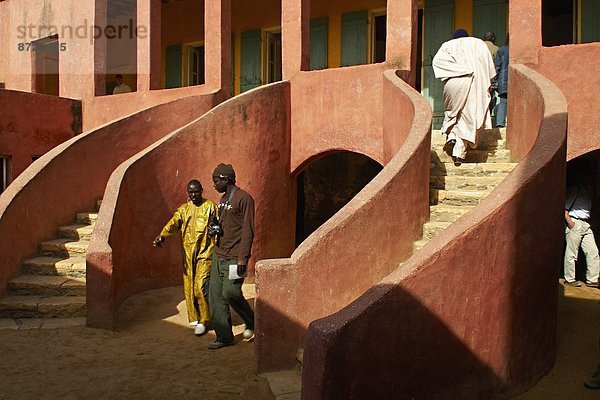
[423,0,454,129]
[240,30,262,93]
[341,11,368,67]
[581,0,600,43]
[473,0,508,46]
[310,17,328,70]
[166,44,182,88]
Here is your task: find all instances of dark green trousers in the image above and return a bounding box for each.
[209,254,254,343]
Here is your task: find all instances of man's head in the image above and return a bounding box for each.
[453,29,469,39]
[483,31,496,43]
[115,74,123,84]
[212,163,236,193]
[187,179,203,205]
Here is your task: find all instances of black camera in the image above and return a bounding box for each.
[207,221,223,238]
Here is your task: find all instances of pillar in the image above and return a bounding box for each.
[282,0,310,80]
[386,0,418,78]
[137,0,161,91]
[94,0,108,96]
[205,0,232,94]
[509,0,542,65]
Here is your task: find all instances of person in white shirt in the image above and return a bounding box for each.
[112,74,132,94]
[564,169,599,287]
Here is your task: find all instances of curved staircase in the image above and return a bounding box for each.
[415,128,516,249]
[0,201,100,320]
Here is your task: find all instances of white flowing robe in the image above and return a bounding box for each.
[432,37,496,145]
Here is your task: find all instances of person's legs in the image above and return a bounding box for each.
[579,222,600,284]
[564,220,584,282]
[182,258,199,323]
[220,261,254,330]
[194,259,212,325]
[496,94,507,127]
[209,254,234,344]
[452,136,468,160]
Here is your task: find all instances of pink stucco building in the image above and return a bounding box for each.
[0,0,598,398]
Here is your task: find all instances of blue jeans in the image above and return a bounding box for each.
[496,94,507,127]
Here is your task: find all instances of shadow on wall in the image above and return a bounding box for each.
[300,65,568,399]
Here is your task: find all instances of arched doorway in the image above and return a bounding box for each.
[295,151,383,246]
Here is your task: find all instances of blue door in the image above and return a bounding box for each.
[240,30,262,93]
[341,11,368,67]
[310,17,328,70]
[166,44,182,89]
[423,0,454,129]
[581,0,600,43]
[473,0,507,46]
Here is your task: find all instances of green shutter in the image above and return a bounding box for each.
[423,0,454,129]
[310,17,328,70]
[581,0,600,43]
[240,29,262,93]
[166,44,182,89]
[473,0,508,46]
[341,11,368,67]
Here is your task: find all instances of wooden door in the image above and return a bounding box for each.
[310,17,328,70]
[341,11,368,67]
[166,44,182,89]
[581,0,600,43]
[473,0,507,46]
[240,30,262,93]
[423,0,454,128]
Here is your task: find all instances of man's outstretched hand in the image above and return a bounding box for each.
[153,235,165,247]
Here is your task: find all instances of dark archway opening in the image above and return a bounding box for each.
[295,151,383,246]
[564,152,600,283]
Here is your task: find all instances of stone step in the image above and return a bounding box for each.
[431,162,517,177]
[40,238,90,257]
[423,221,452,240]
[23,256,86,278]
[430,189,490,206]
[431,128,507,147]
[432,148,512,164]
[58,224,94,240]
[413,239,428,252]
[76,212,98,225]
[0,295,86,318]
[429,204,474,223]
[430,175,505,191]
[9,275,86,296]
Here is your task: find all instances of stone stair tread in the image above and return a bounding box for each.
[10,275,85,289]
[424,221,452,229]
[0,295,86,318]
[40,238,90,255]
[77,212,99,224]
[430,175,506,191]
[432,149,512,164]
[23,256,86,278]
[431,162,517,177]
[58,224,94,239]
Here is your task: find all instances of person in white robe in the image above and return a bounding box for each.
[432,29,497,164]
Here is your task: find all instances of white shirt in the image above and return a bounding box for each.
[113,83,132,94]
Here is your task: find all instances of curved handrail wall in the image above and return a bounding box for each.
[301,64,568,399]
[86,82,296,328]
[0,92,218,297]
[254,69,432,372]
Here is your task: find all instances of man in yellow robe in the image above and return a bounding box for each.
[153,179,218,335]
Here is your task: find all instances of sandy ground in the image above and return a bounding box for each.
[0,285,274,400]
[0,281,598,399]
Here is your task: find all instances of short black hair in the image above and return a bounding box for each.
[187,179,203,189]
[483,32,496,42]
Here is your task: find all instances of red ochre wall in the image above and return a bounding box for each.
[86,82,296,328]
[533,43,600,161]
[255,69,432,372]
[0,92,217,298]
[0,90,81,180]
[301,65,567,399]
